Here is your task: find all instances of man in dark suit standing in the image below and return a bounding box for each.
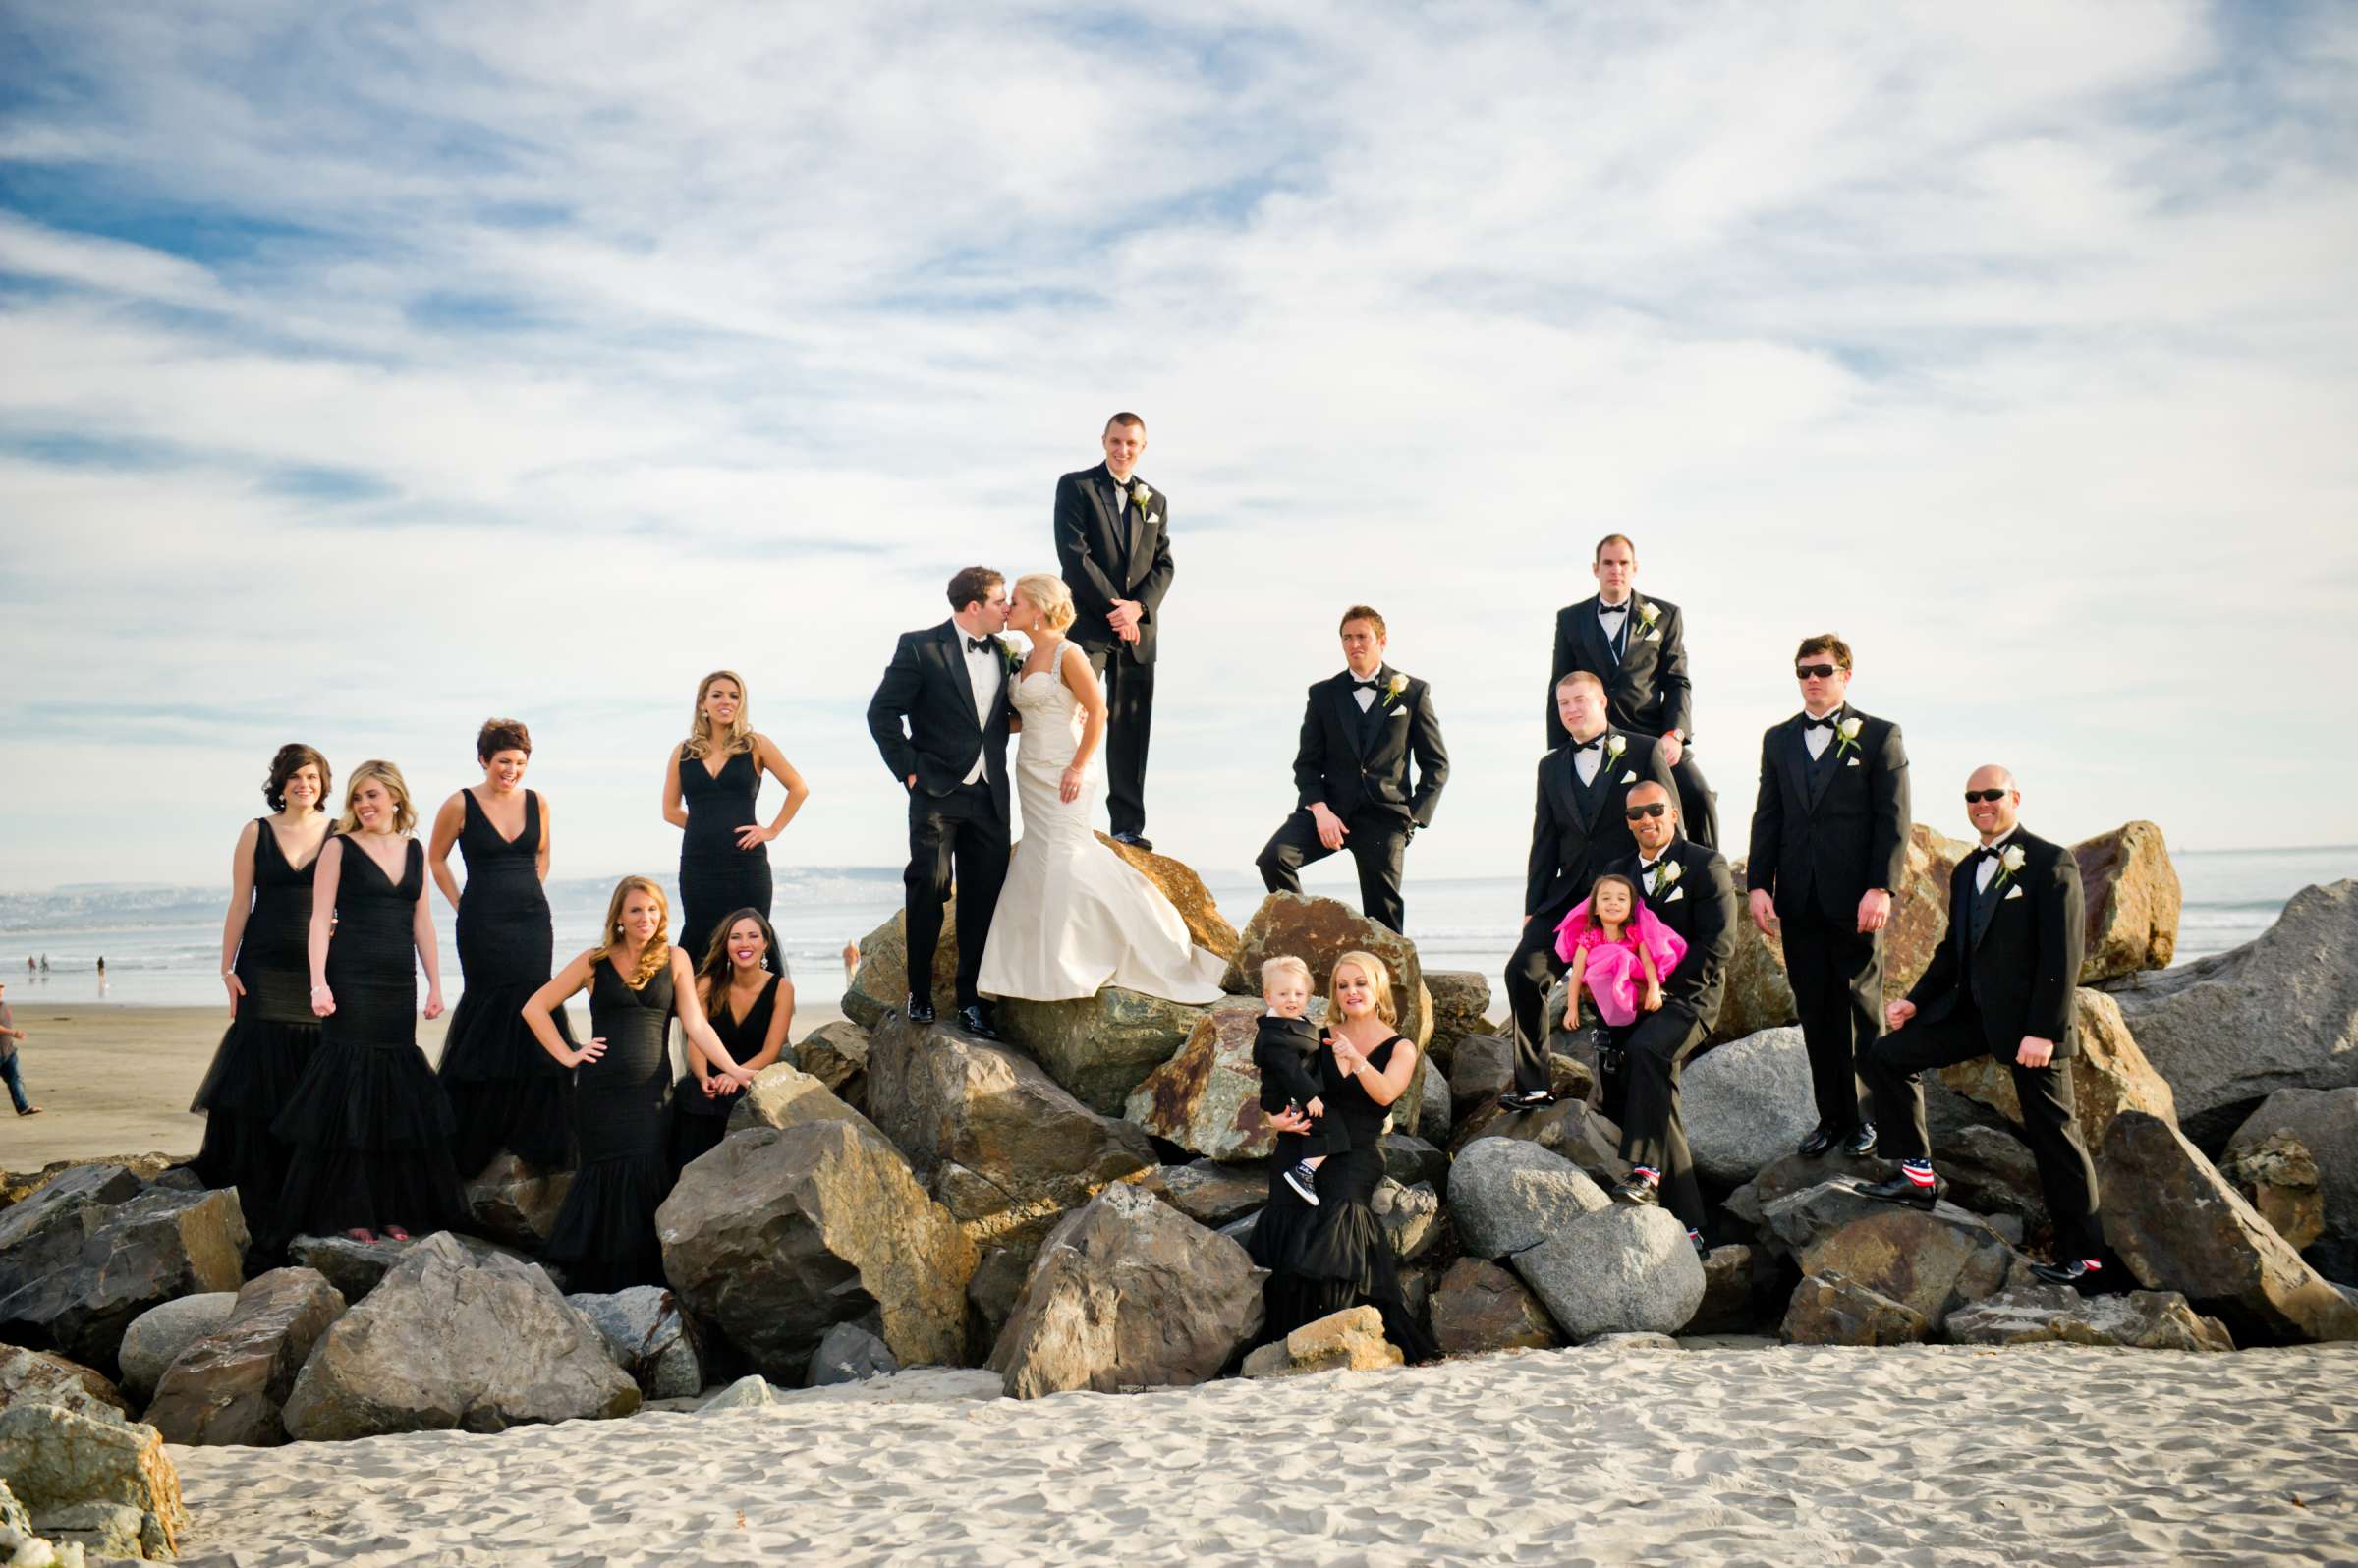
[1501,671,1675,1110]
[1745,634,1910,1159]
[1255,605,1448,934]
[866,566,1018,1039]
[1858,765,2103,1284]
[1054,412,1174,849]
[1599,780,1738,1249]
[1547,532,1718,845]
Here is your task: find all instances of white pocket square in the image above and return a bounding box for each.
[1846,756,1861,767]
[1621,769,1637,783]
[1643,630,1660,642]
[1662,887,1684,904]
[1388,706,1409,719]
[2004,884,2024,901]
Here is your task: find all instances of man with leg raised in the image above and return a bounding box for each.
[1858,766,2103,1284]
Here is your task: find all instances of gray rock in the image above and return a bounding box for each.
[1681,1027,1819,1184]
[1414,1053,1452,1144]
[1454,1094,1625,1191]
[287,1229,538,1304]
[841,906,957,1031]
[1932,1124,2053,1237]
[0,1402,186,1558]
[1374,1179,1442,1261]
[1424,971,1493,1073]
[1690,1244,1764,1335]
[0,1345,131,1423]
[1445,1139,1608,1260]
[2227,1087,2358,1247]
[1378,1134,1450,1194]
[989,1183,1263,1398]
[2218,1132,2324,1252]
[1142,1162,1268,1228]
[963,1246,1031,1358]
[144,1267,345,1448]
[797,1019,872,1111]
[1447,1033,1516,1126]
[463,1152,574,1249]
[1512,1204,1706,1341]
[1781,1271,1929,1345]
[998,986,1209,1116]
[806,1322,900,1387]
[1429,1258,1560,1357]
[564,1286,703,1402]
[1724,1148,1909,1229]
[1761,1179,2019,1327]
[723,1059,882,1144]
[282,1232,639,1439]
[0,1476,24,1535]
[32,1497,152,1559]
[1945,1284,2234,1352]
[698,1373,777,1412]
[115,1292,237,1404]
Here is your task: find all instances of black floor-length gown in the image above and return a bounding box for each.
[436,789,575,1176]
[191,818,322,1246]
[677,747,772,964]
[273,837,469,1238]
[669,969,778,1170]
[1249,1032,1441,1363]
[545,956,677,1292]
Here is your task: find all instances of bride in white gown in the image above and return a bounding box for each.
[977,574,1228,1004]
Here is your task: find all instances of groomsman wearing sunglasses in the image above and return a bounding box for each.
[1857,766,2104,1285]
[1746,635,1910,1159]
[1599,780,1738,1250]
[1547,533,1718,846]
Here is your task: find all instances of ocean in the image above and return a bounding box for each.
[2,845,2349,1012]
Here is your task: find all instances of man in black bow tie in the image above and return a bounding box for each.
[1547,533,1718,845]
[1255,605,1448,932]
[1745,634,1910,1158]
[1501,671,1675,1108]
[1857,766,2104,1285]
[1055,412,1174,850]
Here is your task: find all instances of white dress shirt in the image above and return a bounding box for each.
[1352,676,1378,713]
[1975,827,2019,893]
[1638,850,1666,892]
[1802,707,1842,760]
[951,619,998,785]
[1570,732,1606,785]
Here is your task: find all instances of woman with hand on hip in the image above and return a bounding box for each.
[662,670,811,965]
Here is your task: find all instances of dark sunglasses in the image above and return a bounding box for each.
[1964,789,2013,804]
[1794,662,1843,680]
[1624,802,1670,820]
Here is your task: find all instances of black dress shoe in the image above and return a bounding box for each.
[2029,1258,2100,1285]
[1842,1121,1880,1158]
[1609,1179,1660,1207]
[956,1003,1002,1041]
[1797,1125,1835,1159]
[905,993,935,1024]
[1112,832,1155,853]
[1496,1089,1554,1113]
[1858,1171,1945,1210]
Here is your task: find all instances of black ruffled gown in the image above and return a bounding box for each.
[669,969,779,1169]
[677,748,771,965]
[1248,1032,1440,1363]
[436,789,575,1176]
[545,956,677,1292]
[191,818,322,1246]
[273,837,469,1238]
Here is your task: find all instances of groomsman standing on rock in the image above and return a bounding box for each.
[1501,671,1674,1110]
[1600,781,1738,1249]
[1055,413,1174,849]
[1255,605,1448,935]
[1746,634,1910,1160]
[1858,766,2105,1285]
[1548,533,1718,846]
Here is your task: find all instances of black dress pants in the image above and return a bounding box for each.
[1615,1004,1711,1232]
[1669,750,1719,849]
[1503,909,1572,1094]
[1256,808,1410,932]
[1778,897,1879,1135]
[904,780,1009,1010]
[1083,644,1153,839]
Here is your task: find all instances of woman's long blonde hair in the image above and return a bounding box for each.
[1326,949,1399,1027]
[335,759,417,835]
[593,875,672,991]
[683,669,756,760]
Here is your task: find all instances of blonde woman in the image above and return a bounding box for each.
[524,876,755,1292]
[974,573,1225,1005]
[661,670,811,963]
[274,761,467,1245]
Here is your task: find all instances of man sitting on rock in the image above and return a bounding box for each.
[1857,764,2104,1285]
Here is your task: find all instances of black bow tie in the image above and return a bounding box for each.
[1598,601,1631,616]
[1353,676,1379,688]
[1971,843,2002,862]
[1572,735,1605,753]
[966,636,995,654]
[1803,713,1838,731]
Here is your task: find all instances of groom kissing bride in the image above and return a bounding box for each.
[867,567,1225,1039]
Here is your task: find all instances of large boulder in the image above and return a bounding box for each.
[1456,1096,1628,1191]
[282,1232,638,1439]
[0,1346,130,1423]
[659,1119,976,1380]
[1937,989,2176,1156]
[0,1403,185,1560]
[564,1287,703,1401]
[2104,880,2358,1144]
[1933,1124,2053,1238]
[1429,1259,1561,1357]
[1446,1139,1607,1260]
[2226,1088,2358,1252]
[2072,820,2180,981]
[463,1153,573,1250]
[1447,1033,1516,1126]
[1511,1204,1707,1341]
[286,1229,542,1304]
[869,1013,1155,1263]
[1760,1179,2018,1327]
[1124,997,1282,1161]
[1239,1306,1402,1378]
[1097,833,1240,962]
[723,1059,882,1143]
[1413,1054,1451,1144]
[806,1322,899,1387]
[1136,1162,1268,1229]
[988,1184,1263,1398]
[1723,1149,1892,1229]
[1945,1284,2233,1352]
[796,1019,871,1111]
[2098,1111,2358,1344]
[2217,1133,2324,1252]
[841,905,960,1030]
[1681,1026,1820,1184]
[143,1267,346,1447]
[999,987,1209,1116]
[1374,1180,1442,1261]
[1780,1271,1929,1346]
[1424,971,1493,1073]
[1221,892,1431,1047]
[0,1165,247,1377]
[1380,1133,1451,1194]
[114,1293,236,1405]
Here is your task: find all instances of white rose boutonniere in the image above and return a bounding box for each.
[1637,602,1661,636]
[1993,843,2028,891]
[1831,714,1865,761]
[1382,672,1410,708]
[1130,480,1154,522]
[998,636,1025,676]
[1656,860,1682,888]
[1604,734,1627,764]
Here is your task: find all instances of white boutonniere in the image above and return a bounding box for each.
[1382,672,1409,709]
[997,636,1025,675]
[1830,714,1865,761]
[1637,602,1661,639]
[1993,843,2028,892]
[1130,479,1152,514]
[1656,861,1682,887]
[1604,734,1626,764]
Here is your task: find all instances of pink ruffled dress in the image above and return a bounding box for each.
[1552,900,1687,1026]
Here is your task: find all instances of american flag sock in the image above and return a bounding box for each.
[1901,1159,1937,1188]
[1631,1166,1660,1187]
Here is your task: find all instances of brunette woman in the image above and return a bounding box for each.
[671,908,794,1168]
[662,670,811,963]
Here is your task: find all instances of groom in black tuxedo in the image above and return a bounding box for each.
[1745,634,1910,1159]
[1055,412,1174,849]
[1501,671,1675,1108]
[865,566,1017,1039]
[1547,532,1719,846]
[1255,605,1448,934]
[1859,766,2104,1285]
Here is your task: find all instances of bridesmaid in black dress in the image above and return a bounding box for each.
[1250,950,1440,1363]
[524,875,754,1292]
[427,718,576,1178]
[193,743,332,1247]
[661,670,811,963]
[275,760,469,1243]
[671,907,794,1168]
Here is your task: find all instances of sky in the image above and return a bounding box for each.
[3,0,2356,895]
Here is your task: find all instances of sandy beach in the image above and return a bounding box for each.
[164,1343,2358,1566]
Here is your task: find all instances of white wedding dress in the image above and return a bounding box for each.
[977,644,1228,1004]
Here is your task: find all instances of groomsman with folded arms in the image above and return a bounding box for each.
[1547,532,1718,847]
[1858,766,2104,1285]
[1745,634,1910,1160]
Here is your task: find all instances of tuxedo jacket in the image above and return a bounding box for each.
[1054,463,1176,664]
[1291,666,1449,828]
[865,622,1016,821]
[1522,728,1675,919]
[1546,592,1694,749]
[1604,836,1738,1029]
[1908,828,2085,1058]
[1745,705,1910,921]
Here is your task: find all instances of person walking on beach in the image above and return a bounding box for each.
[1055,412,1174,850]
[0,980,38,1116]
[1857,765,2105,1284]
[1547,533,1718,846]
[663,671,812,965]
[1255,605,1449,934]
[1746,634,1910,1161]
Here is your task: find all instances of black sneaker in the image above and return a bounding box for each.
[1282,1162,1320,1205]
[905,993,935,1025]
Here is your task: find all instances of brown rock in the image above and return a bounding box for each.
[1096,833,1240,962]
[724,1059,882,1143]
[998,987,1208,1116]
[1424,971,1494,1074]
[2073,820,2180,982]
[1689,1245,1763,1335]
[1944,1284,2233,1352]
[1761,1179,2018,1326]
[1222,892,1430,1047]
[1723,1149,1892,1228]
[0,1153,183,1214]
[1429,1259,1561,1357]
[0,1402,187,1557]
[1240,1305,1404,1378]
[464,1152,574,1250]
[841,905,961,1031]
[2224,1088,2358,1251]
[1936,988,2175,1160]
[796,1019,871,1110]
[1780,1271,1929,1345]
[143,1267,346,1447]
[1124,997,1285,1162]
[0,1345,131,1422]
[2218,1132,2324,1252]
[1135,1162,1269,1229]
[1931,1124,2052,1239]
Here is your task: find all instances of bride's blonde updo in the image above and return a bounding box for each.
[1014,573,1078,634]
